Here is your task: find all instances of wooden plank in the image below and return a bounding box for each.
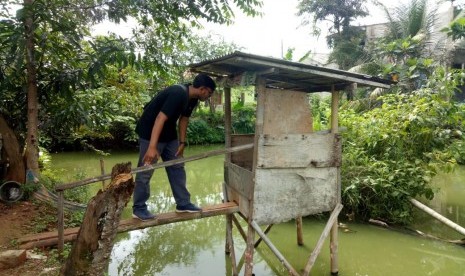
[257,133,341,168]
[303,203,343,276]
[253,167,338,225]
[226,162,254,200]
[231,134,254,170]
[19,226,80,243]
[262,88,312,134]
[19,202,239,249]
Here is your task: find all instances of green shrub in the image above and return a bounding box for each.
[339,92,465,224]
[231,103,256,134]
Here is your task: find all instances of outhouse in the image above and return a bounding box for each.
[190,51,392,276]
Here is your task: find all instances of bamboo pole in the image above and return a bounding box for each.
[250,221,300,276]
[254,224,273,248]
[303,203,343,276]
[410,198,465,236]
[56,143,254,191]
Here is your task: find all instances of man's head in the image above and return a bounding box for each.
[193,74,216,101]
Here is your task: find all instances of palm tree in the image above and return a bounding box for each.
[380,0,436,40]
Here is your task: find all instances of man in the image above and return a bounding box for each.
[133,74,216,221]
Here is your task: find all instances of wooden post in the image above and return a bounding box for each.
[225,86,232,163]
[243,76,266,276]
[57,190,64,259]
[60,163,134,276]
[100,158,106,189]
[296,217,304,246]
[223,86,238,275]
[330,85,340,275]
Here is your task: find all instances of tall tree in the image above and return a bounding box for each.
[0,0,262,179]
[297,0,369,69]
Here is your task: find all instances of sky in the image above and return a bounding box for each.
[197,0,458,59]
[93,0,463,60]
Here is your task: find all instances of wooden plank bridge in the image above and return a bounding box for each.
[18,202,239,250]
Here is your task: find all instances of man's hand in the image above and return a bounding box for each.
[175,143,185,157]
[143,146,160,166]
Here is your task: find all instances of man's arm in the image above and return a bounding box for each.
[143,112,168,165]
[176,116,189,157]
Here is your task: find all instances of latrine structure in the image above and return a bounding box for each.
[189,51,392,276]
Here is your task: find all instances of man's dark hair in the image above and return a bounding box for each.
[193,74,216,91]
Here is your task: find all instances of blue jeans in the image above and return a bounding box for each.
[133,138,190,212]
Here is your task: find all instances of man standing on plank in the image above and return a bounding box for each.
[133,74,216,221]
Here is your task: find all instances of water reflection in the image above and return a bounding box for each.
[51,147,465,276]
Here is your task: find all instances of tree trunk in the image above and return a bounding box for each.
[24,0,40,175]
[0,115,26,184]
[60,162,134,276]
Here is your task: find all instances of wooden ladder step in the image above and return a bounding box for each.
[19,202,239,249]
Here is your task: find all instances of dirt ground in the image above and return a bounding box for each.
[0,201,60,276]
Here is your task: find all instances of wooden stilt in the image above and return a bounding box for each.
[329,85,341,275]
[244,213,256,276]
[226,214,238,276]
[296,216,304,246]
[244,77,266,275]
[251,221,300,276]
[330,222,339,275]
[303,203,343,276]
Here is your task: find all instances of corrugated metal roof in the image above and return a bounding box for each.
[189,51,393,92]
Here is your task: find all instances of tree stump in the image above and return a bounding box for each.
[60,162,134,276]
